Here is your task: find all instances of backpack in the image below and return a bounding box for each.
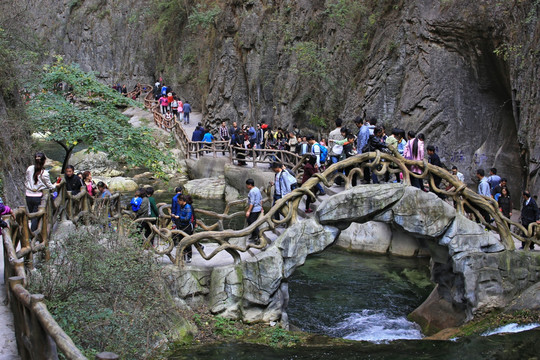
[313,143,328,163]
[320,145,328,163]
[283,168,298,190]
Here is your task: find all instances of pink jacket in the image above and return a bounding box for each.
[403,139,424,174]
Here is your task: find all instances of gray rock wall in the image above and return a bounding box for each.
[4,1,538,196]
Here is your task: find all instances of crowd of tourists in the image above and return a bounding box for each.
[153,79,192,125]
[2,113,538,253]
[200,116,539,248]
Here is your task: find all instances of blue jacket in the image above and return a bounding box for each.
[192,127,204,142]
[202,133,214,142]
[357,124,370,154]
[177,203,193,226]
[171,193,181,217]
[248,127,256,141]
[183,103,192,114]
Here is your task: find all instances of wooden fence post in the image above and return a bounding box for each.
[8,276,30,360]
[29,294,58,359]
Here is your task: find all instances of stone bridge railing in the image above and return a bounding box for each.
[142,149,539,265]
[2,181,121,360]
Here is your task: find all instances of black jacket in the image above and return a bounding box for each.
[363,135,387,152]
[64,174,83,195]
[192,127,204,142]
[521,197,540,225]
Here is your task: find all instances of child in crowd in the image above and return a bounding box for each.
[130,189,143,212]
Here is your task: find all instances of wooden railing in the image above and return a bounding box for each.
[2,182,121,359]
[125,83,151,100]
[137,149,539,265]
[229,145,305,170]
[142,87,190,156]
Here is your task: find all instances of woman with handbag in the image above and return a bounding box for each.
[24,152,57,232]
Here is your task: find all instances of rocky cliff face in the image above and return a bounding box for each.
[3,0,539,195]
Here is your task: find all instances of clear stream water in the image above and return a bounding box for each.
[169,250,540,359]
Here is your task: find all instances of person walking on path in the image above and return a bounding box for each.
[404,131,425,190]
[245,179,262,244]
[25,152,57,232]
[202,129,215,154]
[487,168,501,190]
[171,195,195,262]
[355,116,372,183]
[520,191,539,250]
[328,118,344,165]
[183,101,192,125]
[159,94,169,114]
[82,171,97,196]
[270,162,291,220]
[497,187,512,219]
[476,169,492,224]
[301,155,319,213]
[451,166,465,183]
[219,121,230,155]
[427,145,445,198]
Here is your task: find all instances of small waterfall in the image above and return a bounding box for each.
[328,310,423,343]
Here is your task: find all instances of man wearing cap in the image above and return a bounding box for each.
[520,191,540,250]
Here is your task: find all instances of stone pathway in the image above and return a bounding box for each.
[0,234,20,360]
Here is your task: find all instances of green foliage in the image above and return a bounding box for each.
[289,41,333,86]
[262,327,300,347]
[152,0,188,36]
[309,114,328,129]
[493,43,523,61]
[325,0,367,27]
[213,316,245,337]
[28,229,185,359]
[187,3,221,30]
[27,57,172,176]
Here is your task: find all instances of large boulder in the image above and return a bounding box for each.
[335,221,392,254]
[391,187,456,239]
[106,177,138,192]
[317,184,405,227]
[70,150,124,177]
[275,218,339,278]
[506,282,540,312]
[186,157,230,179]
[439,214,505,256]
[225,164,275,196]
[183,177,225,199]
[389,228,422,257]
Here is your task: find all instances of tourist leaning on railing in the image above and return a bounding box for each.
[24,152,59,232]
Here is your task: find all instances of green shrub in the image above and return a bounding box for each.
[187,3,221,30]
[28,228,188,359]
